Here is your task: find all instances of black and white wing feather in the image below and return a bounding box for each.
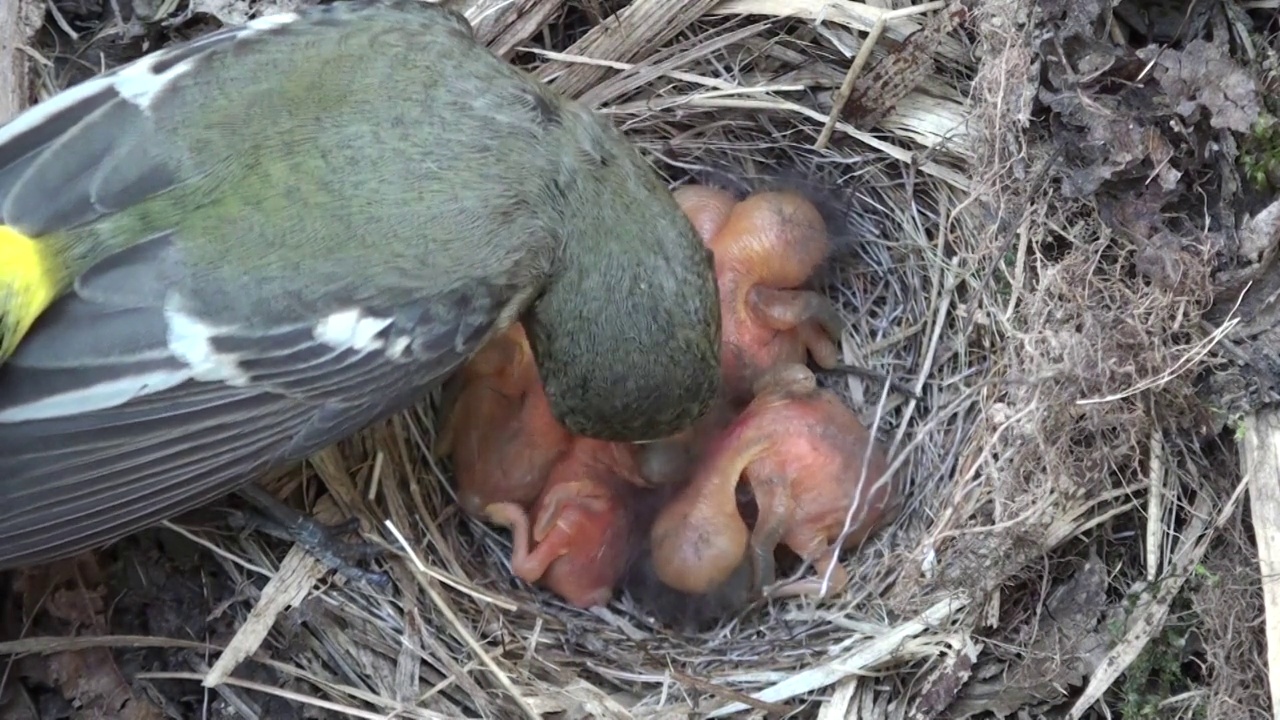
[0,232,512,569]
[0,1,541,569]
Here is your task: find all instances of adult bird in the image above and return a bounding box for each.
[0,0,721,578]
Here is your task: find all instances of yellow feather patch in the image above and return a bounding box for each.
[0,225,65,362]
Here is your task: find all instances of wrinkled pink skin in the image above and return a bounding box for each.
[439,323,573,518]
[650,363,898,599]
[675,186,843,404]
[486,438,642,608]
[639,187,846,490]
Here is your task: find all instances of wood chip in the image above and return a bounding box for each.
[202,545,324,688]
[0,0,42,120]
[841,1,969,128]
[1243,410,1280,720]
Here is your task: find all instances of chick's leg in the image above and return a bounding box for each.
[237,484,390,587]
[532,481,609,543]
[751,362,818,400]
[798,323,840,370]
[511,536,569,585]
[749,286,843,368]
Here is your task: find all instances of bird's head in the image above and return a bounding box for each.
[523,160,722,442]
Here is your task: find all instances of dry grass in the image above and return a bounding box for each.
[2,0,1263,717]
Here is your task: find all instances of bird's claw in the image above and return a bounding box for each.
[235,485,392,588]
[290,520,392,588]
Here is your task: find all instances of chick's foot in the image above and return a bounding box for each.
[678,187,841,402]
[748,285,843,369]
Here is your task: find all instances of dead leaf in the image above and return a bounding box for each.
[1134,230,1192,292]
[1096,188,1199,294]
[1139,40,1261,133]
[11,558,165,720]
[908,636,981,720]
[1047,104,1168,197]
[0,682,38,720]
[1239,196,1280,264]
[1038,0,1112,42]
[948,553,1111,718]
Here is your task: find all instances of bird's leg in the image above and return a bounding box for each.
[749,286,843,368]
[745,472,791,595]
[236,484,391,587]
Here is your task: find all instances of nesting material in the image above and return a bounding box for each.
[3,0,1262,718]
[428,182,895,621]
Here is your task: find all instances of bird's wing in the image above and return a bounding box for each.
[0,12,307,236]
[0,11,334,361]
[0,231,515,569]
[0,0,475,236]
[0,1,540,568]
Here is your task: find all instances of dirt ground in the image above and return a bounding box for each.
[3,0,1280,718]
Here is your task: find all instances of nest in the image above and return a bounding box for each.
[2,0,1265,718]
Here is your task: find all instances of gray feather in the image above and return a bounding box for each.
[0,0,583,569]
[0,17,272,234]
[0,86,117,200]
[0,227,510,570]
[71,230,178,308]
[3,101,178,235]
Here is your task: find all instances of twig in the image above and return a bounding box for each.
[386,521,539,719]
[816,2,947,149]
[1242,411,1280,720]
